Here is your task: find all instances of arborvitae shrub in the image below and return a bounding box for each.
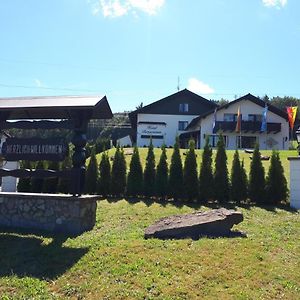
[31,160,45,193]
[42,160,60,194]
[183,139,198,201]
[111,146,127,197]
[249,143,265,204]
[97,151,111,197]
[214,134,230,203]
[127,146,143,197]
[199,136,214,203]
[17,160,32,192]
[57,150,72,194]
[85,148,99,194]
[143,139,156,197]
[168,137,184,200]
[230,150,248,203]
[265,151,288,205]
[155,145,168,199]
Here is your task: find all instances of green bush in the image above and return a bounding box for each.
[168,137,184,200]
[85,149,99,194]
[214,134,230,203]
[17,160,32,192]
[127,146,143,197]
[111,146,127,197]
[249,143,265,204]
[155,145,168,199]
[31,161,45,193]
[143,139,156,197]
[183,139,198,201]
[42,160,60,194]
[265,150,288,204]
[97,151,111,197]
[199,136,214,203]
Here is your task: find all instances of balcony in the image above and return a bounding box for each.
[213,121,281,134]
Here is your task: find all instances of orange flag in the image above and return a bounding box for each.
[235,106,241,133]
[287,106,297,129]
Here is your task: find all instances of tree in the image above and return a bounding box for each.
[143,139,156,197]
[31,161,45,193]
[214,134,230,203]
[42,160,60,194]
[84,148,98,194]
[127,146,143,197]
[111,146,127,197]
[168,136,184,200]
[155,145,168,199]
[183,139,198,201]
[17,160,32,192]
[97,151,111,197]
[265,151,288,205]
[249,143,265,204]
[57,149,72,194]
[230,150,248,203]
[199,136,214,203]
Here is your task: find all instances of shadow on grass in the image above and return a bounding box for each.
[105,196,297,213]
[0,229,89,280]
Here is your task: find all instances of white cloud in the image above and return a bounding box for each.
[262,0,287,8]
[34,79,45,88]
[90,0,164,18]
[187,78,215,95]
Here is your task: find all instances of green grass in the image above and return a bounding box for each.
[94,148,298,185]
[0,200,299,299]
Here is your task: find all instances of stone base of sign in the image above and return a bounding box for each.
[0,192,98,235]
[288,157,300,210]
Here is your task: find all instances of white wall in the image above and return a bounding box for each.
[136,113,199,147]
[289,158,300,210]
[198,100,289,150]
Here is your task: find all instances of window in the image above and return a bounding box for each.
[236,136,257,149]
[224,113,239,122]
[141,135,164,139]
[206,135,227,147]
[179,103,189,113]
[178,121,189,131]
[248,114,262,122]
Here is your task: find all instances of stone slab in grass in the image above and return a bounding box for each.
[144,208,244,239]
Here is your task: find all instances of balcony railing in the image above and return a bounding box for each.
[213,121,281,134]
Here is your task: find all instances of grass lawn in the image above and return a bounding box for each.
[0,200,299,299]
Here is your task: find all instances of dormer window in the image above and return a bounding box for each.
[179,103,189,113]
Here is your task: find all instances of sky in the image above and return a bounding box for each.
[0,0,299,112]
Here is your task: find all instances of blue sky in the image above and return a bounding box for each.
[0,0,299,112]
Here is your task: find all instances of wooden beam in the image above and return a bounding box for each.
[0,120,75,130]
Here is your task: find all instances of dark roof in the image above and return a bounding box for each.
[129,89,217,128]
[0,95,113,120]
[186,93,288,130]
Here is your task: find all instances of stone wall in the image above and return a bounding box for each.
[0,192,98,235]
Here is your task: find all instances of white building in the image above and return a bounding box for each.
[129,89,217,148]
[186,93,289,150]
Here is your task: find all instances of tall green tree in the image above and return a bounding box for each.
[127,146,143,197]
[17,160,32,192]
[97,151,111,197]
[84,148,98,194]
[31,160,45,193]
[155,145,168,199]
[143,139,156,197]
[214,134,230,203]
[265,151,288,205]
[42,160,60,194]
[249,143,265,204]
[183,139,198,201]
[168,137,184,200]
[199,136,214,203]
[111,146,127,197]
[230,150,248,203]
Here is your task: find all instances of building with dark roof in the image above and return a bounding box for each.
[129,89,217,147]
